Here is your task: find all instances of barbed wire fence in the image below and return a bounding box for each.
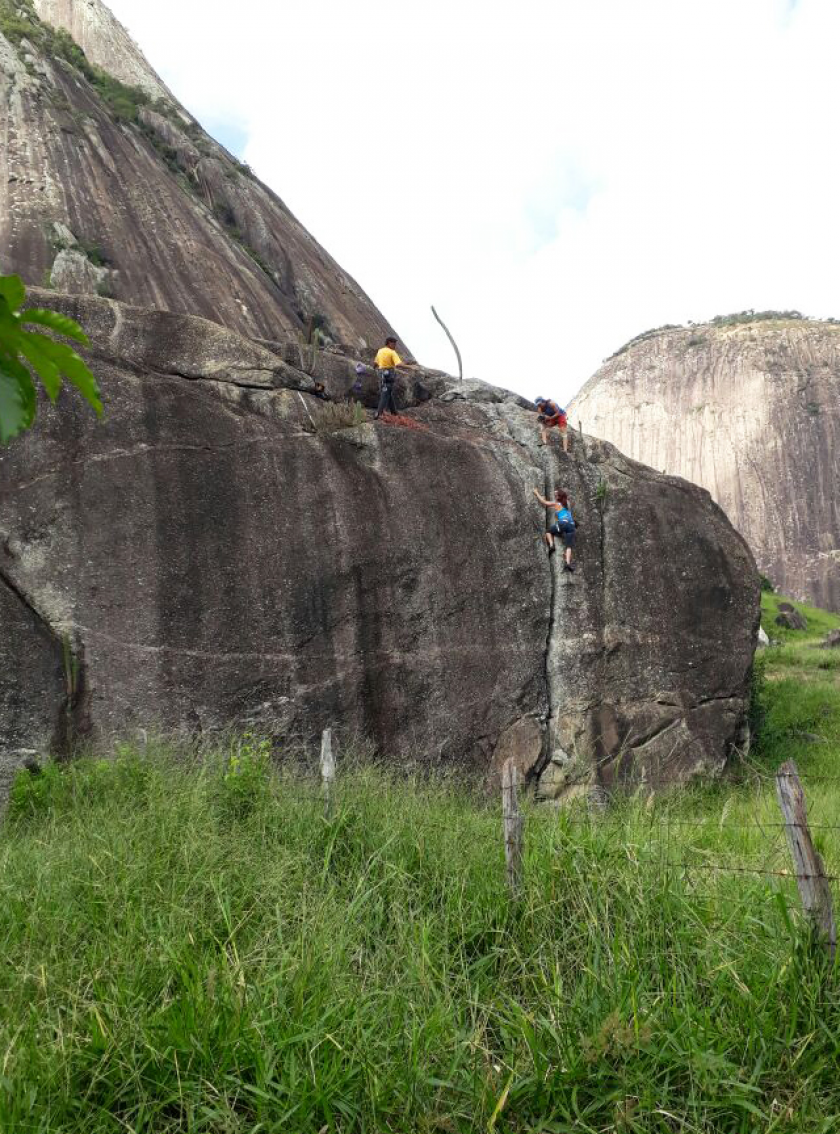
[293,730,837,959]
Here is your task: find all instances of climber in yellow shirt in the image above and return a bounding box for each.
[374,336,413,418]
[374,340,404,371]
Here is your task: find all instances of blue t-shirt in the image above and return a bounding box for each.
[554,506,574,528]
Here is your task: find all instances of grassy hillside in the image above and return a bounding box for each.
[755,591,840,779]
[1,597,839,1133]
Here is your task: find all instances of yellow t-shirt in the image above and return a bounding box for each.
[375,347,403,369]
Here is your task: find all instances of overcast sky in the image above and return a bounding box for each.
[107,0,839,403]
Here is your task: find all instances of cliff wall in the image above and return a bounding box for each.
[1,1,395,350]
[571,319,840,611]
[32,0,174,99]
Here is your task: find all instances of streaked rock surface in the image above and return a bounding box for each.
[33,0,174,99]
[571,319,840,611]
[1,1,395,350]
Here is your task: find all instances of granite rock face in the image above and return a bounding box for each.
[571,319,840,612]
[0,293,760,798]
[32,0,175,99]
[1,1,395,350]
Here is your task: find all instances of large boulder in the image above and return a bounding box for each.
[0,295,760,800]
[776,606,808,630]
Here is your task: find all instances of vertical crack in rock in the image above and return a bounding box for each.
[533,445,613,802]
[594,467,610,796]
[536,448,562,781]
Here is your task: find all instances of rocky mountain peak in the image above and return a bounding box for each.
[32,0,174,101]
[0,0,396,349]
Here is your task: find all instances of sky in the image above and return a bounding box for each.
[106,0,840,403]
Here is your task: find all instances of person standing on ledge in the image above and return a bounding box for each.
[533,486,577,572]
[534,397,569,452]
[374,336,414,419]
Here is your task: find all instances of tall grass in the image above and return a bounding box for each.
[2,736,840,1133]
[309,401,367,434]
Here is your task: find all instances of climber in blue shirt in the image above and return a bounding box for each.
[533,486,577,572]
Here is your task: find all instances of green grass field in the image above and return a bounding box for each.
[1,595,839,1133]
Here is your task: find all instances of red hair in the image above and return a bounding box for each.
[555,489,569,506]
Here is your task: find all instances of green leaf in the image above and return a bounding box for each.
[0,352,35,413]
[26,333,102,414]
[16,333,62,401]
[21,308,90,346]
[0,295,21,330]
[0,273,101,442]
[0,360,36,444]
[0,275,26,313]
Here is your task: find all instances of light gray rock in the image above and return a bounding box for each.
[49,249,110,294]
[33,0,179,100]
[571,319,840,613]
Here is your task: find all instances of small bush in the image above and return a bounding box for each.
[215,733,272,819]
[711,309,805,327]
[760,574,775,593]
[77,240,109,267]
[310,401,366,433]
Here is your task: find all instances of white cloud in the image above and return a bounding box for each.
[107,0,840,403]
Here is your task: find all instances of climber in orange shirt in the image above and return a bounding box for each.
[535,397,570,452]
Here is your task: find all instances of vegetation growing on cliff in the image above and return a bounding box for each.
[607,309,840,361]
[1,597,839,1131]
[0,0,151,122]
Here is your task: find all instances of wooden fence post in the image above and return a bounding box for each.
[320,728,336,818]
[776,759,836,957]
[502,758,523,897]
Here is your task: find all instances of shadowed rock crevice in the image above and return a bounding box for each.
[0,557,92,756]
[0,562,84,794]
